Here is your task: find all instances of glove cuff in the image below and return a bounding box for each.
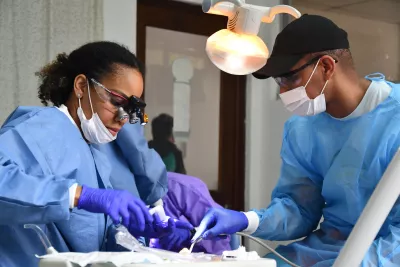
[242,211,259,234]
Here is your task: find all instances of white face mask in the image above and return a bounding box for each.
[279,59,330,116]
[77,80,117,144]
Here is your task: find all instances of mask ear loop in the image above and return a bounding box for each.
[304,58,321,88]
[320,80,329,95]
[77,94,82,108]
[86,79,94,115]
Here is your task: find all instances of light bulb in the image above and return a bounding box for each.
[205,29,269,75]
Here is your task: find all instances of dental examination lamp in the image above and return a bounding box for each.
[202,0,301,75]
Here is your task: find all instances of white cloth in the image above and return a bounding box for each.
[38,252,165,267]
[339,80,391,120]
[243,211,259,234]
[57,105,78,209]
[57,105,78,127]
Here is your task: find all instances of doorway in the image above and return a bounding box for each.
[137,0,246,211]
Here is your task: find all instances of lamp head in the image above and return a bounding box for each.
[203,0,301,76]
[206,29,268,75]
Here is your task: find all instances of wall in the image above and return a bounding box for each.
[292,4,400,81]
[103,0,137,52]
[0,0,103,124]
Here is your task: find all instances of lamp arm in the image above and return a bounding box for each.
[202,0,243,17]
[262,5,301,23]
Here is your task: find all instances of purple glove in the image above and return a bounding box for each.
[77,185,152,233]
[129,214,174,238]
[130,214,194,239]
[158,227,192,252]
[192,208,248,241]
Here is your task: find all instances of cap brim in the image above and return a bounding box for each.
[252,54,304,79]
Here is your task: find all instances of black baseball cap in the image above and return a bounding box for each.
[253,14,349,79]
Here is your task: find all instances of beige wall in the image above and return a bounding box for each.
[292,4,400,81]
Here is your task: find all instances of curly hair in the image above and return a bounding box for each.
[36,41,145,106]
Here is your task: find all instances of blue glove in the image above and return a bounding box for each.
[158,228,192,252]
[192,208,248,241]
[77,185,153,233]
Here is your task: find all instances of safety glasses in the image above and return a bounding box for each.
[273,55,337,88]
[90,78,148,125]
[91,78,129,108]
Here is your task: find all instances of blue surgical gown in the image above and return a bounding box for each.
[0,106,121,267]
[93,123,168,205]
[252,79,400,267]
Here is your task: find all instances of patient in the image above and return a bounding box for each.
[148,114,186,174]
[149,172,231,254]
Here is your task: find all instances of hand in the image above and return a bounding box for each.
[192,208,248,241]
[158,227,192,252]
[130,214,194,239]
[130,214,174,238]
[77,185,152,233]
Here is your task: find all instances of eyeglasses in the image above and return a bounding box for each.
[273,55,338,88]
[91,78,129,108]
[90,78,148,125]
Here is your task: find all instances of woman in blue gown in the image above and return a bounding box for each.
[0,41,186,267]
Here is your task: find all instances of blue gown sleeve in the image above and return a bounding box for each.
[250,121,325,241]
[0,128,74,225]
[114,123,168,205]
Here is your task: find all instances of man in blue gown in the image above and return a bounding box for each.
[193,14,400,267]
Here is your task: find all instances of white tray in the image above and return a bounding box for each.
[129,259,276,267]
[39,258,276,267]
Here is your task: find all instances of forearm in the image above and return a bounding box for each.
[73,184,82,208]
[245,197,320,241]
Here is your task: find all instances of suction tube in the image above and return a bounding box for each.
[24,224,58,254]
